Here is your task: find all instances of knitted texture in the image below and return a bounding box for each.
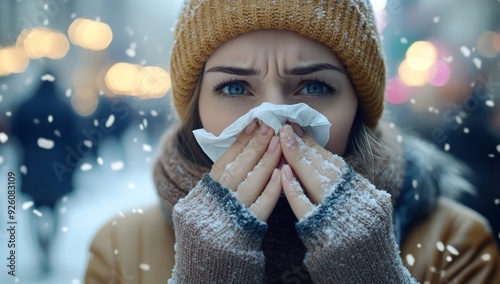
[169,174,267,283]
[155,127,416,282]
[296,166,416,283]
[170,0,386,129]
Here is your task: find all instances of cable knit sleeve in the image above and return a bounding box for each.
[168,174,267,284]
[296,166,417,283]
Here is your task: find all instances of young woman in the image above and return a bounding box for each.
[85,0,499,283]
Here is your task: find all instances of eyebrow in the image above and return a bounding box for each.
[286,63,345,75]
[205,63,344,76]
[205,66,260,76]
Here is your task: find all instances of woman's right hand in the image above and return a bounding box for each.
[210,121,282,221]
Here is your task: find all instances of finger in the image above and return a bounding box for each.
[249,169,281,221]
[213,122,276,190]
[280,124,345,204]
[211,120,259,181]
[236,135,282,206]
[281,164,314,220]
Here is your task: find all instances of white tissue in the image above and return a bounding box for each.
[193,102,331,162]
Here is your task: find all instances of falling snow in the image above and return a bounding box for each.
[412,180,418,188]
[142,144,152,152]
[54,130,61,137]
[460,46,471,57]
[486,100,495,107]
[33,209,43,217]
[400,37,408,44]
[494,199,499,205]
[105,114,115,128]
[41,74,56,82]
[139,263,150,271]
[61,227,69,232]
[433,16,440,23]
[464,128,470,134]
[22,201,34,210]
[0,156,3,165]
[66,88,72,97]
[436,241,445,252]
[473,58,482,69]
[84,140,93,148]
[151,110,158,116]
[481,254,491,261]
[0,132,8,143]
[406,254,415,266]
[5,111,11,117]
[38,137,55,149]
[446,245,459,255]
[34,118,40,124]
[48,115,53,123]
[444,143,450,151]
[81,163,93,171]
[496,145,500,153]
[111,161,124,171]
[20,165,27,174]
[97,157,104,165]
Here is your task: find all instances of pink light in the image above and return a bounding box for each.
[429,60,451,86]
[385,77,412,105]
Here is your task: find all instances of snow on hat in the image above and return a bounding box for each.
[170,0,386,129]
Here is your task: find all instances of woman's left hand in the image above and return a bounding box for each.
[279,123,346,220]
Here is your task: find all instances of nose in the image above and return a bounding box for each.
[260,86,289,105]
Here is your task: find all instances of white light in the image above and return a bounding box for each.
[370,0,387,12]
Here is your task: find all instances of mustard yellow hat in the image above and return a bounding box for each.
[170,0,386,129]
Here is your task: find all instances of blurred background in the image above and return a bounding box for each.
[0,0,498,283]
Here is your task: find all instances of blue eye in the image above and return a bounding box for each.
[299,80,335,96]
[213,80,249,96]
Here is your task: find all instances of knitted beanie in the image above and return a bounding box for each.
[170,0,386,129]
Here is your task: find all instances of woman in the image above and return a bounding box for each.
[85,0,499,283]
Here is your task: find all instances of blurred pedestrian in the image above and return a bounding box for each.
[11,77,82,275]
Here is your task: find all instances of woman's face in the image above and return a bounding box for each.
[198,29,358,155]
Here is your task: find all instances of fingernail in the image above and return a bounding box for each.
[267,136,279,154]
[260,123,271,134]
[280,124,297,147]
[283,164,294,181]
[291,123,304,137]
[271,168,279,182]
[245,121,258,135]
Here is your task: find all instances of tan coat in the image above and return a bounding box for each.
[85,198,500,284]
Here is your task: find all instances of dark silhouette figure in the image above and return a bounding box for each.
[11,78,83,275]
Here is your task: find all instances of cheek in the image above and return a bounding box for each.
[321,105,357,156]
[198,94,243,136]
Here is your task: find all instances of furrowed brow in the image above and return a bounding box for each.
[205,66,260,76]
[286,63,345,75]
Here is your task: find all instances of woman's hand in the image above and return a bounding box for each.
[279,123,346,220]
[210,121,282,221]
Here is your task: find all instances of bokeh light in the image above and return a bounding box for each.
[429,60,451,86]
[16,27,70,60]
[476,31,499,58]
[406,41,437,71]
[385,76,412,104]
[137,66,171,98]
[398,59,429,86]
[68,18,113,50]
[0,46,29,76]
[105,62,171,98]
